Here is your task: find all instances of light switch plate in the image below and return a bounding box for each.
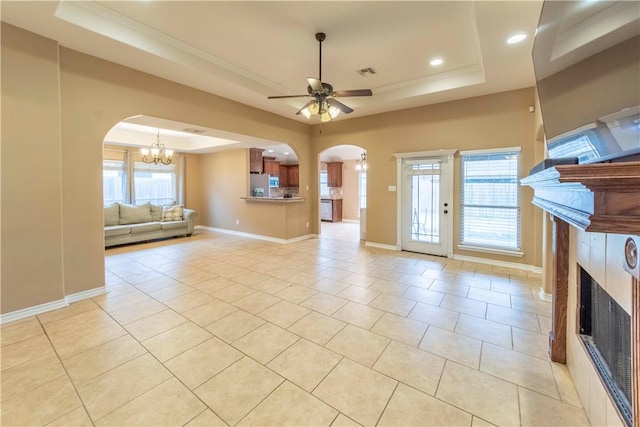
[388,186,397,192]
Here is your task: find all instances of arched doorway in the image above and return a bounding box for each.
[318,145,367,243]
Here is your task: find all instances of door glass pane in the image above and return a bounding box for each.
[410,163,440,243]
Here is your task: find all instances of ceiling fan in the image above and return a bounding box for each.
[267,32,373,122]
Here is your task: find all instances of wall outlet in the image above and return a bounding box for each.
[306,221,309,228]
[236,219,240,225]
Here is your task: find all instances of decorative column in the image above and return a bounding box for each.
[549,215,569,363]
[541,211,554,300]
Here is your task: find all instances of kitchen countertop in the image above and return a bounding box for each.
[241,196,306,203]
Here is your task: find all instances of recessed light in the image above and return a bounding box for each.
[507,33,527,44]
[267,149,274,153]
[284,152,290,155]
[430,57,444,67]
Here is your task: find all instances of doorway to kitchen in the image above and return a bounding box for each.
[395,150,456,257]
[318,144,367,242]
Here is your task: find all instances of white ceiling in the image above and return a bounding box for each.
[2,0,542,123]
[5,1,634,159]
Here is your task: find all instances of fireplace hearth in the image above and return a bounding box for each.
[579,266,632,426]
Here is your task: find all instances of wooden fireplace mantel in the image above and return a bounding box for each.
[521,161,640,234]
[523,161,640,426]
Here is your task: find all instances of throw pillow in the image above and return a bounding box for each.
[150,204,163,222]
[119,203,152,225]
[161,204,183,221]
[104,202,120,226]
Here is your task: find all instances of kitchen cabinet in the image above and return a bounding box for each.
[279,166,289,187]
[287,165,299,187]
[249,148,264,174]
[326,162,343,187]
[320,199,342,222]
[263,157,280,176]
[279,164,299,187]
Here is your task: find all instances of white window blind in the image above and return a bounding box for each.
[320,170,329,197]
[359,171,367,209]
[103,160,126,204]
[460,150,521,252]
[133,162,177,205]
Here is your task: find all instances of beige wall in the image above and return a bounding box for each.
[1,23,544,316]
[537,36,640,139]
[566,229,631,426]
[197,149,311,239]
[311,88,543,266]
[1,24,65,313]
[1,23,312,315]
[341,160,361,221]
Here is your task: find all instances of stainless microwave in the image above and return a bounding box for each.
[269,176,279,188]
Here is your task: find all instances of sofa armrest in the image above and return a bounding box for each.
[183,209,197,234]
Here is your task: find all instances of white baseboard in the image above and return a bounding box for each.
[197,226,316,244]
[365,241,399,251]
[341,219,360,223]
[452,253,543,273]
[538,288,553,301]
[0,299,67,325]
[66,286,106,303]
[0,286,107,325]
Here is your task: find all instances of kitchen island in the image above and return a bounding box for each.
[236,196,310,241]
[241,196,306,203]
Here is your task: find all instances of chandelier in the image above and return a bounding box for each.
[355,151,367,170]
[299,99,342,122]
[141,129,173,165]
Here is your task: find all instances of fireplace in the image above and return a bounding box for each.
[521,161,640,426]
[579,265,632,426]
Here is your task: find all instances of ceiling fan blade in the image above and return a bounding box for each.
[327,98,354,114]
[307,77,324,93]
[267,94,311,99]
[332,89,373,97]
[295,100,317,115]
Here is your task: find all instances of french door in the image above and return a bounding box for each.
[400,156,453,256]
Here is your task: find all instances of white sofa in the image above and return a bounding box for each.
[104,202,196,247]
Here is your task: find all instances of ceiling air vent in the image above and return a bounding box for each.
[356,67,377,76]
[183,128,206,134]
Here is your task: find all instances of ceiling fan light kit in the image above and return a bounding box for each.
[268,32,373,122]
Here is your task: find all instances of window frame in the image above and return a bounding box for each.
[458,147,523,257]
[102,159,127,204]
[132,161,178,206]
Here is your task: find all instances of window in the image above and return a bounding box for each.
[460,149,521,253]
[320,170,329,197]
[133,162,176,205]
[359,171,367,209]
[103,160,126,204]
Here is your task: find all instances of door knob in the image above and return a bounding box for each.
[444,210,449,214]
[444,203,448,207]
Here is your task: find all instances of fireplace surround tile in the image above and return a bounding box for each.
[566,227,631,427]
[605,233,633,314]
[588,366,608,427]
[588,232,607,287]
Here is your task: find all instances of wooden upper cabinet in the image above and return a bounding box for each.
[327,162,343,187]
[278,165,299,187]
[249,148,264,174]
[279,165,289,187]
[263,157,279,176]
[288,165,299,187]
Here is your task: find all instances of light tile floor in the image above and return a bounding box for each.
[1,226,591,426]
